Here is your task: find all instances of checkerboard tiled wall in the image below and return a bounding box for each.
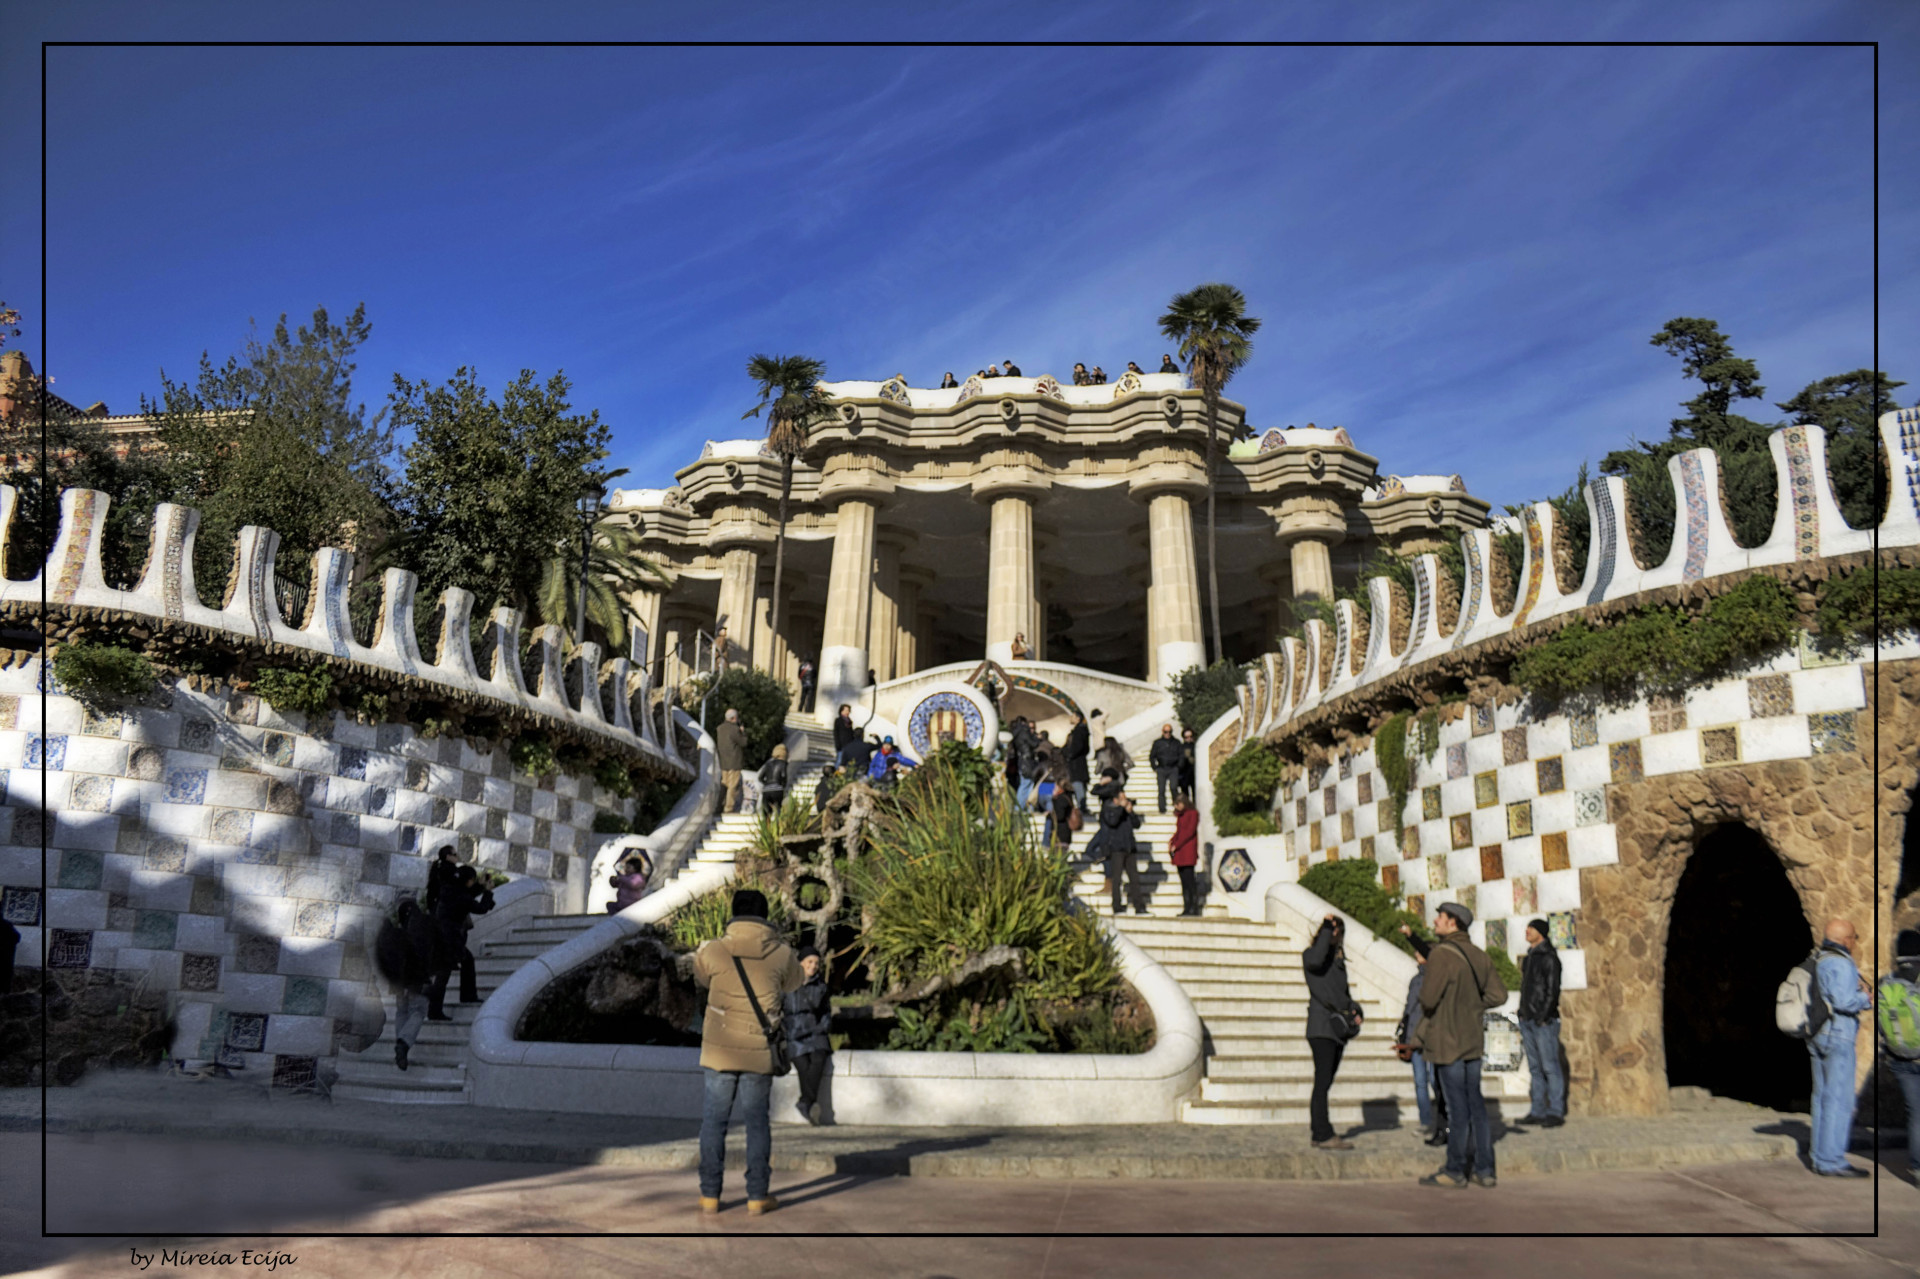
[0,661,623,1076]
[1275,649,1868,992]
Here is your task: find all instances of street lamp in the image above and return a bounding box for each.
[574,480,606,644]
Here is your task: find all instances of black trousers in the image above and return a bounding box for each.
[1309,1036,1346,1142]
[428,942,476,1014]
[1105,846,1146,912]
[1176,864,1199,915]
[794,1050,829,1109]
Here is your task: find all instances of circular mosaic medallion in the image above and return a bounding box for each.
[905,685,998,761]
[1216,847,1255,893]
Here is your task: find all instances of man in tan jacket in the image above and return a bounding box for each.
[1413,902,1507,1190]
[692,889,804,1215]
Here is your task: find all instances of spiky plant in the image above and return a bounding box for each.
[1159,284,1262,666]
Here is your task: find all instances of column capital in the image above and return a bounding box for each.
[1273,495,1348,546]
[1127,468,1208,504]
[970,470,1051,504]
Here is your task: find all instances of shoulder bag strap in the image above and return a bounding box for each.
[731,953,780,1045]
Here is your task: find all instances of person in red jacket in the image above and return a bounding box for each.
[1170,794,1202,917]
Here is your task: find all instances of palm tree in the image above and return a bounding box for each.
[742,354,832,655]
[1159,283,1262,666]
[536,515,670,657]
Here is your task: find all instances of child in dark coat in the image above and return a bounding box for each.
[783,945,833,1125]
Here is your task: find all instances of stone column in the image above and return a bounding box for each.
[661,618,687,688]
[897,567,932,678]
[867,538,905,683]
[628,585,664,670]
[1289,537,1335,603]
[818,497,878,720]
[1275,496,1347,611]
[751,573,778,674]
[716,546,760,665]
[1147,492,1206,679]
[985,496,1039,664]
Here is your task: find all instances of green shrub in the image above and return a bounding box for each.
[698,667,791,767]
[1510,574,1797,700]
[510,733,558,777]
[591,812,630,835]
[1375,712,1411,848]
[1486,945,1525,993]
[886,993,1049,1053]
[593,756,636,800]
[1817,564,1920,645]
[1211,742,1285,834]
[340,685,390,725]
[252,665,334,716]
[1217,812,1278,837]
[1298,858,1429,957]
[899,739,997,799]
[748,795,818,863]
[51,640,156,713]
[1168,659,1249,735]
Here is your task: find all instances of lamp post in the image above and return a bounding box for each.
[574,480,606,644]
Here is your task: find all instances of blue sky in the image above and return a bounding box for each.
[9,2,1915,508]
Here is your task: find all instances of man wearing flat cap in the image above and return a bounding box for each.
[1412,901,1508,1189]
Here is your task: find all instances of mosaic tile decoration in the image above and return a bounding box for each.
[1511,508,1546,628]
[1453,535,1483,648]
[1382,863,1399,892]
[226,1013,269,1053]
[1216,848,1254,892]
[1340,811,1355,842]
[1678,451,1710,581]
[1502,726,1528,765]
[1422,785,1443,821]
[1480,844,1505,882]
[1,886,42,926]
[181,954,222,991]
[1339,753,1352,780]
[1541,831,1571,872]
[57,851,103,890]
[1446,743,1468,779]
[1401,825,1421,858]
[1486,918,1508,953]
[1548,910,1579,950]
[1569,709,1599,750]
[1310,824,1322,851]
[1356,773,1373,805]
[1574,788,1606,826]
[1450,814,1473,850]
[1506,800,1532,839]
[1748,674,1793,719]
[1455,884,1476,914]
[1587,480,1617,604]
[26,734,67,771]
[1427,854,1450,890]
[1701,726,1740,766]
[1474,771,1499,809]
[1808,711,1856,755]
[1535,757,1564,793]
[1780,425,1821,560]
[1649,694,1687,735]
[49,490,99,606]
[48,929,93,968]
[1405,893,1426,922]
[1609,741,1643,784]
[1296,798,1308,827]
[1471,703,1494,737]
[1511,874,1538,915]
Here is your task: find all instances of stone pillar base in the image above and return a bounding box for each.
[1157,641,1207,684]
[817,643,868,725]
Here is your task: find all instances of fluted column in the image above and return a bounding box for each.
[661,618,687,688]
[1148,491,1206,679]
[818,497,878,719]
[628,585,664,670]
[897,567,932,678]
[985,495,1038,663]
[1289,537,1334,602]
[751,572,777,673]
[867,538,903,683]
[716,546,760,664]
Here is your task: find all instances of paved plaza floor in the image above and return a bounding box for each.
[1,1131,1914,1278]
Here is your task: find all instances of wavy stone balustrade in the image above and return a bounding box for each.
[0,486,690,777]
[1237,417,1907,742]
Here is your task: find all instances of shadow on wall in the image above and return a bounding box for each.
[1663,823,1813,1113]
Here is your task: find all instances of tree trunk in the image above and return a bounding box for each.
[1203,387,1224,666]
[770,451,793,669]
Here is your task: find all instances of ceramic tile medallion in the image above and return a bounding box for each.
[1310,824,1322,852]
[1340,811,1355,842]
[1541,830,1571,873]
[1511,874,1538,915]
[1422,784,1443,821]
[906,690,987,759]
[1479,844,1505,883]
[1506,800,1533,840]
[1808,711,1856,755]
[1748,673,1793,719]
[1474,771,1499,809]
[1677,450,1710,581]
[1296,798,1308,827]
[1574,787,1607,827]
[1548,910,1579,950]
[1427,853,1450,890]
[48,929,93,969]
[1502,726,1529,765]
[165,768,208,805]
[1450,814,1473,850]
[181,953,221,992]
[1700,726,1740,766]
[57,851,103,890]
[1649,694,1687,735]
[1569,709,1599,750]
[1339,754,1352,781]
[1535,756,1564,794]
[1,886,41,927]
[1447,743,1468,780]
[1356,773,1373,805]
[1780,425,1821,560]
[1608,741,1643,784]
[1485,918,1508,954]
[26,734,67,771]
[1361,836,1377,863]
[1381,863,1399,892]
[1401,825,1422,858]
[1406,893,1426,922]
[1216,848,1254,893]
[1471,703,1495,737]
[226,1013,269,1053]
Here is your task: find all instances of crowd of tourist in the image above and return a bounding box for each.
[929,353,1186,389]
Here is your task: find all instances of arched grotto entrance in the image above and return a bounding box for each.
[1663,823,1813,1112]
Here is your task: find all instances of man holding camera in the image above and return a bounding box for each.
[1412,902,1507,1188]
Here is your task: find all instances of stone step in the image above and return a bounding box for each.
[331,1080,470,1105]
[1198,1075,1507,1104]
[1111,918,1289,937]
[1180,1099,1435,1126]
[335,1058,466,1088]
[1206,1055,1443,1080]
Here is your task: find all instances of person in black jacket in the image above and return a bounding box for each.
[784,946,833,1125]
[1159,354,1180,374]
[1303,914,1363,1150]
[423,845,459,913]
[814,765,842,813]
[375,898,443,1070]
[832,704,859,765]
[1147,724,1183,814]
[428,866,494,1018]
[1177,727,1197,802]
[1516,918,1565,1126]
[1063,712,1091,813]
[1101,792,1147,915]
[1394,926,1448,1144]
[757,744,789,814]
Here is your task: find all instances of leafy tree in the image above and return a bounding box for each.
[1168,658,1249,735]
[742,354,832,652]
[141,305,395,601]
[533,511,668,656]
[1601,318,1776,557]
[1775,369,1902,532]
[0,301,19,348]
[386,365,611,628]
[1160,284,1262,664]
[697,667,791,768]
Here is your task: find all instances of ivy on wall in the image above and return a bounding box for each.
[1211,741,1284,837]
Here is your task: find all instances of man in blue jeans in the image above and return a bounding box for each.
[1413,902,1508,1189]
[1808,917,1873,1178]
[1516,918,1566,1127]
[692,889,805,1214]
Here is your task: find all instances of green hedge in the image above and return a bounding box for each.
[1211,742,1283,837]
[1169,659,1249,735]
[1298,858,1428,958]
[698,667,791,768]
[1817,564,1920,645]
[51,641,156,714]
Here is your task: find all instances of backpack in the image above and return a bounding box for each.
[1776,950,1831,1040]
[1878,974,1920,1060]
